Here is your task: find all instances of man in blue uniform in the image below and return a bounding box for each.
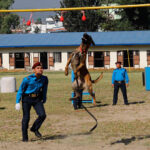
[15,62,48,142]
[112,61,129,105]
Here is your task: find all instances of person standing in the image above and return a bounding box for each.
[15,62,48,142]
[112,61,129,105]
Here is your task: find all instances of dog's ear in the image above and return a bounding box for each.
[91,38,95,46]
[89,35,95,46]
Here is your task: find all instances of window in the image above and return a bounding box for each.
[117,51,122,56]
[147,50,150,56]
[105,51,110,56]
[135,50,139,56]
[54,52,62,63]
[0,53,2,65]
[25,52,30,58]
[88,52,92,56]
[9,53,14,58]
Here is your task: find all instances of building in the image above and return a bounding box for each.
[29,17,66,33]
[12,17,66,34]
[0,31,150,70]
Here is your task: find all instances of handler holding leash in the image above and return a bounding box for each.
[112,61,129,105]
[15,62,48,142]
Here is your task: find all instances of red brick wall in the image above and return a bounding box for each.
[0,54,2,67]
[9,57,15,66]
[88,56,94,65]
[24,57,30,66]
[117,55,123,64]
[104,56,110,65]
[49,57,54,66]
[33,57,39,64]
[148,56,150,65]
[134,55,140,65]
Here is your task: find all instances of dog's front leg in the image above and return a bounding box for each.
[74,54,86,74]
[65,54,73,76]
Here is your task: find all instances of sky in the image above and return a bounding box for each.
[12,0,61,23]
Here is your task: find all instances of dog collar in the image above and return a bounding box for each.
[80,47,87,54]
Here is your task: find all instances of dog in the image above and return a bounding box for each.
[65,33,103,105]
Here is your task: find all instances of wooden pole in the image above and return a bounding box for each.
[127,49,131,72]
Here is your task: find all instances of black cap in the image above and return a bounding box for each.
[115,61,122,64]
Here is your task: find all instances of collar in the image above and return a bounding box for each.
[117,67,122,70]
[80,47,87,54]
[32,73,42,80]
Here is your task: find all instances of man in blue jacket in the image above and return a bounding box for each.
[15,62,48,142]
[112,61,129,105]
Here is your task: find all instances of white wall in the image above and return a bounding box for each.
[110,51,117,68]
[1,47,150,70]
[140,51,147,68]
[52,52,68,71]
[2,53,9,69]
[30,52,34,67]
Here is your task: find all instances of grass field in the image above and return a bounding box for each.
[0,71,150,150]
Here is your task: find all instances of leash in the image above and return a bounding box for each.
[81,103,98,132]
[75,77,98,132]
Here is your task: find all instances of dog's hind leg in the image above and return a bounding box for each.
[70,80,82,101]
[87,83,96,106]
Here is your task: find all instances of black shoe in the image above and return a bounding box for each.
[30,128,42,138]
[22,137,28,142]
[35,130,42,138]
[112,104,116,106]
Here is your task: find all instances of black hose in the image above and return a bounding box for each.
[81,104,98,132]
[75,77,98,132]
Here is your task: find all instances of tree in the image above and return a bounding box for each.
[60,0,106,32]
[113,0,150,30]
[0,0,20,34]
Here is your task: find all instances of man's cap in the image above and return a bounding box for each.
[115,61,122,64]
[32,62,42,69]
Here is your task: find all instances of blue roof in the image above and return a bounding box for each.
[0,31,150,48]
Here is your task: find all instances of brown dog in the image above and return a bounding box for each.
[65,33,103,105]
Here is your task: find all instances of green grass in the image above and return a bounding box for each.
[0,71,150,146]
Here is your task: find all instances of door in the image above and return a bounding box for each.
[123,50,134,67]
[40,52,48,69]
[94,52,104,67]
[15,53,25,68]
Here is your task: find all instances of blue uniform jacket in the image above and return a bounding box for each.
[16,74,48,104]
[112,68,129,84]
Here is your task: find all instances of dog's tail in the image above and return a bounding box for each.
[92,72,103,84]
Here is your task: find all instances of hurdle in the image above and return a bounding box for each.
[71,70,94,104]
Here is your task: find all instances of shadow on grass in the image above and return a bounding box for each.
[95,101,101,104]
[111,135,150,146]
[111,136,136,145]
[0,107,5,110]
[31,132,91,142]
[128,101,145,105]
